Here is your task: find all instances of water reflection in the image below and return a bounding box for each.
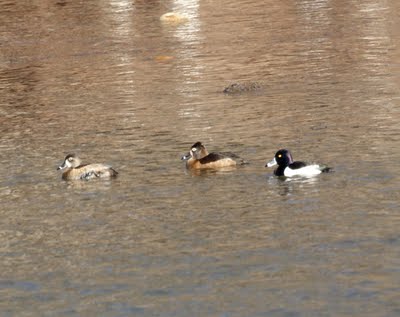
[184,165,240,177]
[266,174,322,197]
[62,178,117,192]
[105,0,135,51]
[160,0,203,127]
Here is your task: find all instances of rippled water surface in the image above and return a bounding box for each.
[0,0,399,316]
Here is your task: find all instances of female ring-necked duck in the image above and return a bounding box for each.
[266,149,331,177]
[181,142,247,170]
[57,154,118,180]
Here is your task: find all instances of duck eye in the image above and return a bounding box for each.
[68,157,73,162]
[191,148,197,152]
[278,154,282,158]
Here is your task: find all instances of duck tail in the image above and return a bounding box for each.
[321,166,333,173]
[111,168,119,176]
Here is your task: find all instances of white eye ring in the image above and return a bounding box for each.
[191,148,197,152]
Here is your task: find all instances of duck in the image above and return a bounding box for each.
[181,142,247,170]
[265,149,331,177]
[223,82,263,94]
[57,154,118,180]
[160,12,189,24]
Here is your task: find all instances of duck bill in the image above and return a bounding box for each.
[57,162,67,170]
[181,152,192,161]
[265,157,277,167]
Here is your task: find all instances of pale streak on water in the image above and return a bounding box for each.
[0,0,399,316]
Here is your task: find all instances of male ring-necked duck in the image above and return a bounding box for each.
[181,142,247,170]
[266,149,331,177]
[57,154,118,180]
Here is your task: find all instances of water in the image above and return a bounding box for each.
[0,0,399,316]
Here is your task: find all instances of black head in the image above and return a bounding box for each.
[274,149,293,167]
[266,149,294,169]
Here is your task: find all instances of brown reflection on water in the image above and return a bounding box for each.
[0,0,399,316]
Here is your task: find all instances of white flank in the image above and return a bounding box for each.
[284,164,322,177]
